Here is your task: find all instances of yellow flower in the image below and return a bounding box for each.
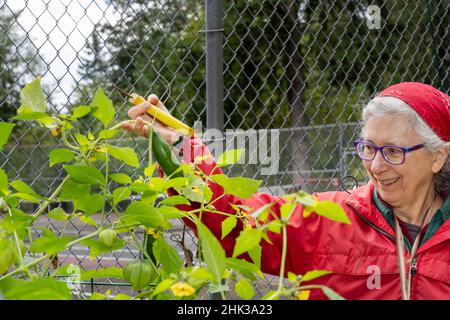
[170,282,196,297]
[192,185,201,194]
[51,128,60,137]
[243,220,252,230]
[295,290,310,300]
[146,227,160,239]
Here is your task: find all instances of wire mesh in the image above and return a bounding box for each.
[0,0,448,298]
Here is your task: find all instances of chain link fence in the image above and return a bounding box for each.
[0,0,448,297]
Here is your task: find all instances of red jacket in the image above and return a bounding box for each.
[168,136,450,300]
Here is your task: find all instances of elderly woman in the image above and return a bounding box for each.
[122,82,450,300]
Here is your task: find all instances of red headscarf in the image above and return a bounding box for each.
[378,82,450,142]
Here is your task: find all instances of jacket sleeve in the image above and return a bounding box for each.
[158,135,324,276]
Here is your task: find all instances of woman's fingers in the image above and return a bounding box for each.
[122,93,180,143]
[147,94,171,114]
[127,101,151,119]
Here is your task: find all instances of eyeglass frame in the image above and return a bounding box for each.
[353,140,425,165]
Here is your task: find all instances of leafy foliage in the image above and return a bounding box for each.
[0,79,350,300]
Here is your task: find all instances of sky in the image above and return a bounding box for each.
[4,0,120,106]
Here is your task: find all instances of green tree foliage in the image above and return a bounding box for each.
[0,4,43,122]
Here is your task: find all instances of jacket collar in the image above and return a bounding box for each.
[345,181,397,239]
[345,181,450,252]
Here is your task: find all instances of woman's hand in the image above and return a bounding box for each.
[121,94,180,145]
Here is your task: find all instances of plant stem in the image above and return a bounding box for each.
[0,226,105,280]
[6,206,33,278]
[101,143,109,227]
[129,232,160,277]
[32,175,71,219]
[61,128,78,150]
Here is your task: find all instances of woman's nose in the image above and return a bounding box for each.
[370,151,389,174]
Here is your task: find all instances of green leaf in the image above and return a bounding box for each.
[10,112,48,120]
[287,272,298,283]
[0,168,9,196]
[78,215,98,228]
[80,238,126,260]
[144,163,158,177]
[261,290,279,300]
[250,203,274,222]
[154,237,183,275]
[197,222,226,284]
[0,122,15,151]
[248,243,262,269]
[158,206,189,220]
[0,208,34,236]
[112,187,131,207]
[235,278,255,300]
[90,86,115,127]
[2,278,71,300]
[188,267,214,286]
[159,195,190,206]
[74,133,90,146]
[267,220,282,234]
[313,200,351,224]
[301,270,332,282]
[280,202,296,220]
[177,181,213,203]
[59,178,90,201]
[29,229,74,255]
[233,229,262,258]
[121,201,164,228]
[49,148,75,167]
[10,180,41,198]
[163,177,189,190]
[151,278,175,297]
[114,293,132,300]
[211,175,262,199]
[72,105,91,119]
[74,193,104,216]
[0,239,18,274]
[8,192,40,203]
[130,181,149,193]
[221,216,237,240]
[106,145,139,168]
[294,192,316,207]
[63,165,105,185]
[225,258,264,280]
[17,78,47,114]
[47,207,68,221]
[99,129,119,139]
[216,149,246,167]
[322,287,345,300]
[110,173,132,185]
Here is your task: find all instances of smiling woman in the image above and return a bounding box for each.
[123,82,450,300]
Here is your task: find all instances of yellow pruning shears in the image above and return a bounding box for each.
[113,84,194,136]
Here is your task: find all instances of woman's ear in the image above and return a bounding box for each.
[432,146,449,173]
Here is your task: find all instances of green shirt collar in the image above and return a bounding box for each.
[373,189,450,250]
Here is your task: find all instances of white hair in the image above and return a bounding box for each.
[362,96,450,196]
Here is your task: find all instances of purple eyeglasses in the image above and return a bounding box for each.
[353,140,425,165]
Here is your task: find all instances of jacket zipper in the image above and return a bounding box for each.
[347,203,396,241]
[410,256,418,276]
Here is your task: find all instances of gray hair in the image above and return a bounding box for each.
[362,96,450,196]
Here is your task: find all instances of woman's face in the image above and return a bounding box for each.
[362,115,439,208]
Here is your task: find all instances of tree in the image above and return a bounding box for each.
[77,0,445,191]
[0,5,43,122]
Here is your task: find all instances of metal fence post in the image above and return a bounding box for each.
[206,0,224,134]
